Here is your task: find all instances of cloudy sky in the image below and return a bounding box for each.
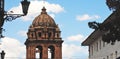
[0,0,112,59]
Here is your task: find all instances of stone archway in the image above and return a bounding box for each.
[36,46,43,59]
[48,45,55,59]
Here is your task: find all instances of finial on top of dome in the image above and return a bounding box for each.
[41,7,47,14]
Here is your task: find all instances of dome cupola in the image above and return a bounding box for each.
[26,7,61,40]
[31,7,56,28]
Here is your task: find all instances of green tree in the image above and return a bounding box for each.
[88,0,120,45]
[106,0,120,11]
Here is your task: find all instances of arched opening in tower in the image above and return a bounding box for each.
[48,45,55,59]
[48,32,52,39]
[38,32,42,37]
[36,46,42,59]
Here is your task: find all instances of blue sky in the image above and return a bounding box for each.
[0,0,112,59]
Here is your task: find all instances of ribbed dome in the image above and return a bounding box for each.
[32,7,56,27]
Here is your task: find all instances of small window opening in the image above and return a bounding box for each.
[38,32,42,37]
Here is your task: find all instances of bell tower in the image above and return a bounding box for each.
[25,7,63,59]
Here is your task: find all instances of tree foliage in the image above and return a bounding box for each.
[88,0,120,45]
[88,19,120,45]
[106,0,120,11]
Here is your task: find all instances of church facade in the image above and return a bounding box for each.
[25,7,63,59]
[82,11,120,59]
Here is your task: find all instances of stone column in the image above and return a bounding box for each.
[42,45,48,59]
[55,44,62,59]
[31,46,35,59]
[26,46,30,59]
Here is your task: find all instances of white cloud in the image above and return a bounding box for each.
[67,34,85,42]
[9,1,64,21]
[62,43,88,59]
[49,14,55,19]
[0,34,88,59]
[0,37,26,59]
[76,14,100,21]
[62,34,88,59]
[17,31,27,37]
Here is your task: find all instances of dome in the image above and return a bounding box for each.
[26,7,61,42]
[31,7,56,27]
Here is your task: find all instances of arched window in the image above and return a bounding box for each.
[48,32,51,39]
[38,32,42,37]
[115,51,117,58]
[57,33,59,38]
[48,48,51,58]
[48,46,55,59]
[36,48,39,58]
[36,46,42,59]
[31,33,33,37]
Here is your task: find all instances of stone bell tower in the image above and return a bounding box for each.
[25,7,63,59]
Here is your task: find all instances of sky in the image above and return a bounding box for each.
[0,0,112,59]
